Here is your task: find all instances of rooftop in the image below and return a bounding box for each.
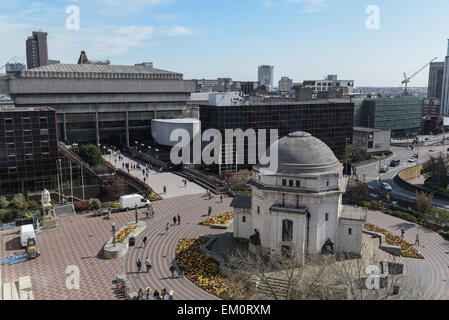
[16,63,183,80]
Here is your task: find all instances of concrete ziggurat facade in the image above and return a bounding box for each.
[6,64,196,147]
[232,132,367,263]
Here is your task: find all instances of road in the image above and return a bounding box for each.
[354,144,449,209]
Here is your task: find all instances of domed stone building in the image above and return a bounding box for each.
[231,132,367,263]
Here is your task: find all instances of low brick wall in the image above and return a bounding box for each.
[363,230,402,257]
[104,221,147,259]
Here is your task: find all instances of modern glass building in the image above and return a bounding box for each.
[0,107,58,195]
[357,97,423,138]
[258,65,274,91]
[200,100,354,172]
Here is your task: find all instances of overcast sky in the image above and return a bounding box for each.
[1,0,449,86]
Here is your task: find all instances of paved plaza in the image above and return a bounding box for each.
[2,182,449,299]
[103,154,206,199]
[0,193,231,300]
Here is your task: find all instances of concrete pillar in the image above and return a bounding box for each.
[95,111,100,146]
[154,110,157,119]
[125,110,130,147]
[63,112,67,141]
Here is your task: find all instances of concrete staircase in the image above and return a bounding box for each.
[0,276,34,300]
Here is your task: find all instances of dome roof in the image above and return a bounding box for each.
[256,132,341,174]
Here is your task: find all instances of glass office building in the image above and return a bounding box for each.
[358,97,423,138]
[200,100,354,172]
[0,107,58,195]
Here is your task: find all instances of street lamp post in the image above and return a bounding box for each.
[112,222,116,247]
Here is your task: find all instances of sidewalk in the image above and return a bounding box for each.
[104,154,206,199]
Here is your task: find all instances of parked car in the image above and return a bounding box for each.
[390,159,400,167]
[413,154,419,158]
[379,167,388,173]
[380,182,393,192]
[429,148,435,152]
[408,158,416,163]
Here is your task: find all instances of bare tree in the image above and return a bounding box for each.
[226,241,424,300]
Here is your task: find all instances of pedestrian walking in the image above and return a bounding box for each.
[164,290,171,300]
[142,169,145,176]
[145,287,151,300]
[153,289,160,300]
[138,288,144,300]
[184,179,187,187]
[177,264,185,278]
[122,162,124,169]
[169,264,176,278]
[208,206,212,216]
[168,289,174,300]
[163,186,167,194]
[400,228,405,238]
[220,195,223,203]
[136,259,142,272]
[415,234,420,246]
[161,288,167,299]
[152,206,155,217]
[173,216,177,225]
[145,257,152,272]
[144,177,146,183]
[142,236,147,247]
[177,214,181,225]
[165,223,170,233]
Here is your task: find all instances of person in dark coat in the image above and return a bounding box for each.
[153,289,160,300]
[177,264,185,278]
[208,206,212,216]
[136,259,142,272]
[173,216,177,225]
[169,264,176,278]
[177,214,181,225]
[142,236,148,247]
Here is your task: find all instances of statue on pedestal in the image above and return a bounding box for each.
[41,189,57,230]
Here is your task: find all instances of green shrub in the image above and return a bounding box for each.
[11,193,28,211]
[88,198,101,210]
[439,230,449,240]
[360,201,371,209]
[28,200,40,210]
[72,144,102,167]
[0,208,19,224]
[0,196,9,209]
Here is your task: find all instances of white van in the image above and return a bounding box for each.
[119,194,151,210]
[20,224,36,248]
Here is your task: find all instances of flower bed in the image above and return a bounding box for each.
[175,239,244,298]
[114,226,136,243]
[199,211,233,226]
[363,222,424,259]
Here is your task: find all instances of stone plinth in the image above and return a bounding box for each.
[42,204,57,230]
[104,221,146,259]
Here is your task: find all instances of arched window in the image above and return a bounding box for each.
[282,219,293,242]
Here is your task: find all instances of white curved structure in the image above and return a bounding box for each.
[151,118,200,147]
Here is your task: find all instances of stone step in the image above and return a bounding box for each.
[11,281,20,300]
[3,282,11,300]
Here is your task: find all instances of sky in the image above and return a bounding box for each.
[1,0,449,86]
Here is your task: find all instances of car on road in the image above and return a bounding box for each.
[429,148,435,152]
[380,182,393,192]
[413,153,418,158]
[389,159,401,167]
[379,167,388,173]
[408,157,416,163]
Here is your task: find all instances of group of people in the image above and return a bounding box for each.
[400,227,420,246]
[138,287,173,300]
[135,257,153,273]
[165,214,181,233]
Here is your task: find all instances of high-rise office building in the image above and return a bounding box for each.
[258,65,274,91]
[428,61,444,99]
[441,40,449,116]
[0,107,58,194]
[26,31,48,69]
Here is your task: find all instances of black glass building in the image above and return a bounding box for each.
[200,100,354,172]
[0,107,58,195]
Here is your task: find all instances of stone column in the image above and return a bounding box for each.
[63,112,67,141]
[125,110,130,147]
[95,111,100,146]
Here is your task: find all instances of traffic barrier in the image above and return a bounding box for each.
[0,254,28,265]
